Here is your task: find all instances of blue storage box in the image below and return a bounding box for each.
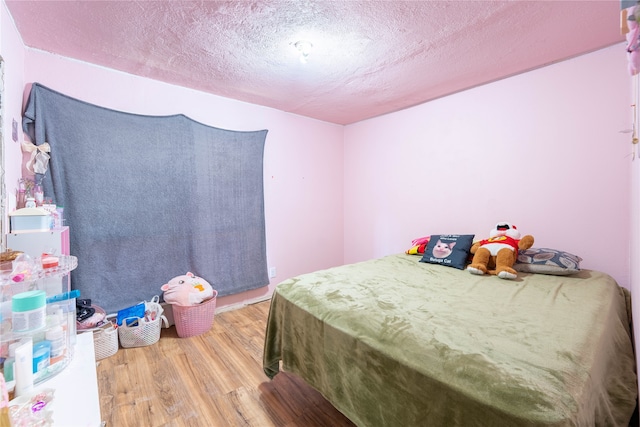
[9,207,51,232]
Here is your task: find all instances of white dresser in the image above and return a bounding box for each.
[9,333,102,426]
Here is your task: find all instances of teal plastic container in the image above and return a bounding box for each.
[12,290,47,332]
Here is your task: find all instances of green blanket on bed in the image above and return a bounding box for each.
[263,254,637,426]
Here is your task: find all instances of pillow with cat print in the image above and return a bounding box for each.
[514,247,582,275]
[420,234,475,270]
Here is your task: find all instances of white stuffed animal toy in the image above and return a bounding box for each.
[161,272,214,306]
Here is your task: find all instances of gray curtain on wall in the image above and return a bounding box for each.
[22,83,269,314]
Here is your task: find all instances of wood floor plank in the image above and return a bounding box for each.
[96,301,355,427]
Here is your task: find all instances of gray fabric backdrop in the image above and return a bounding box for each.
[23,83,268,314]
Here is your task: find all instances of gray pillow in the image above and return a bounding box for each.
[515,247,582,275]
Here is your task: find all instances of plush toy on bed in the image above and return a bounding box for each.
[467,222,534,280]
[161,272,214,306]
[406,236,430,255]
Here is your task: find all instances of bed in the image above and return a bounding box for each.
[262,253,638,426]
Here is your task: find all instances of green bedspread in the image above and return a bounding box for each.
[263,254,638,426]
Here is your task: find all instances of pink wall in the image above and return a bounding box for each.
[345,43,640,392]
[344,44,632,290]
[3,38,345,310]
[1,3,26,217]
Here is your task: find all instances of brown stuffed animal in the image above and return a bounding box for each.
[467,222,534,280]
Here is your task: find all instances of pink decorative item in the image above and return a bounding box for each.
[10,253,36,283]
[411,236,430,246]
[41,255,59,269]
[627,6,640,76]
[160,272,214,307]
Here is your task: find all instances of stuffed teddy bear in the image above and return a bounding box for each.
[467,222,534,280]
[161,272,214,306]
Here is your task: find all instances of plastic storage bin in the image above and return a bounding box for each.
[118,296,168,348]
[172,290,218,338]
[8,208,51,233]
[92,322,119,360]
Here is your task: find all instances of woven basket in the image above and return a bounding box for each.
[118,297,168,348]
[92,323,118,360]
[172,290,218,338]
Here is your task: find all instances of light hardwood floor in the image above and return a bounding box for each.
[96,301,355,427]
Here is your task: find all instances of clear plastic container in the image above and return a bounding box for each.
[55,206,64,229]
[0,255,78,386]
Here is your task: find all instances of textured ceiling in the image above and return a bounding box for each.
[4,1,625,125]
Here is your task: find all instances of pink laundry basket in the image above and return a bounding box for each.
[172,290,218,338]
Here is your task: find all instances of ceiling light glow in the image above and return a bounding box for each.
[294,40,313,64]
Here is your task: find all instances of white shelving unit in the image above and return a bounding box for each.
[3,227,103,426]
[6,227,71,298]
[7,227,70,258]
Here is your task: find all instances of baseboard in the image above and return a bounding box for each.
[215,293,273,314]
